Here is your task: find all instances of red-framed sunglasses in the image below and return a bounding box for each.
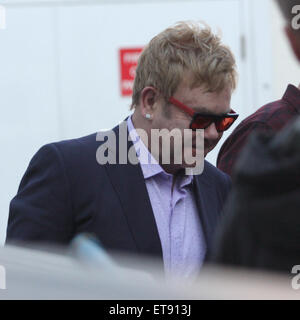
[168,97,239,132]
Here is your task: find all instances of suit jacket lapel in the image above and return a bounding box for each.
[102,121,163,259]
[193,163,217,252]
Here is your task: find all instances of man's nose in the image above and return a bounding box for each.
[204,122,220,140]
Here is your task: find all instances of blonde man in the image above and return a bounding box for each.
[7,22,238,278]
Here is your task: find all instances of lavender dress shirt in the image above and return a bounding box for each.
[127,116,206,278]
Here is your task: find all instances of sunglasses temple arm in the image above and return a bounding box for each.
[168,97,195,117]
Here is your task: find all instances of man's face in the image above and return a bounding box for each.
[150,82,232,163]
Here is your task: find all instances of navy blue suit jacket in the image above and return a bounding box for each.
[7,123,231,262]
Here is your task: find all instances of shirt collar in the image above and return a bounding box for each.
[283,84,300,114]
[127,116,194,186]
[127,115,164,179]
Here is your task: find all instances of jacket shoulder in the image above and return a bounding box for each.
[52,132,98,151]
[203,160,231,183]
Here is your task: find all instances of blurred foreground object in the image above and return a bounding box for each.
[70,233,123,269]
[69,233,155,282]
[0,242,299,299]
[211,116,300,273]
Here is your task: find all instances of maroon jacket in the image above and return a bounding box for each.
[217,84,300,176]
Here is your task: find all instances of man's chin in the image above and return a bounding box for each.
[203,149,210,158]
[204,144,217,157]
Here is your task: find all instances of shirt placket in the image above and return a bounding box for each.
[170,182,187,274]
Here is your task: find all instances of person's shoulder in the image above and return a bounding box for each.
[54,132,98,148]
[51,120,124,150]
[195,161,232,198]
[204,160,229,177]
[50,122,123,153]
[26,133,98,170]
[217,98,291,176]
[237,97,291,131]
[203,160,231,185]
[37,121,124,165]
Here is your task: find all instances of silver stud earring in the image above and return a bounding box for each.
[145,113,152,120]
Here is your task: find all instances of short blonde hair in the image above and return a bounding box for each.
[131,21,237,109]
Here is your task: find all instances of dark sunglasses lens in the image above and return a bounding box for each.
[216,117,236,132]
[191,116,212,130]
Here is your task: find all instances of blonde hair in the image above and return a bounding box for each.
[131,21,237,109]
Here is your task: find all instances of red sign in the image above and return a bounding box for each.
[119,48,143,97]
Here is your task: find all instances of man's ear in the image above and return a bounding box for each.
[140,87,159,115]
[285,25,300,62]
